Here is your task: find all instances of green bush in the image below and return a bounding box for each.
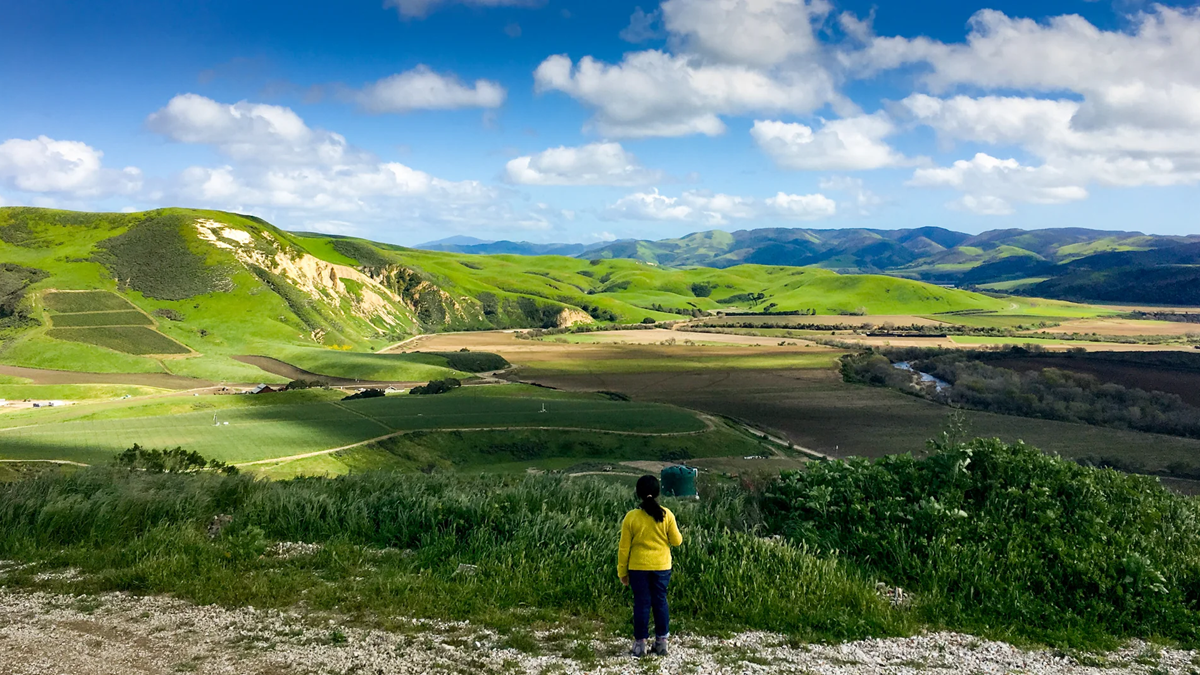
[114,444,237,474]
[762,439,1200,647]
[342,388,386,401]
[410,378,462,396]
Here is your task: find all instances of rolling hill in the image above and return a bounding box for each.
[0,207,1012,380]
[583,226,1200,282]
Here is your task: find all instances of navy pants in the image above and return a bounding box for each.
[629,569,671,640]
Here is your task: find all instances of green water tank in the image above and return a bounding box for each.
[661,465,699,499]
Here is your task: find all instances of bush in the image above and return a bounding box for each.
[114,444,237,474]
[153,308,184,322]
[410,378,462,396]
[286,379,327,391]
[762,438,1200,646]
[690,282,714,298]
[343,388,386,401]
[641,317,657,324]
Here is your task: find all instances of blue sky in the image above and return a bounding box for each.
[1,0,1198,245]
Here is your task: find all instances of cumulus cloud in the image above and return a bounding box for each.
[661,0,830,67]
[534,51,838,138]
[384,0,542,20]
[146,94,365,165]
[604,188,834,224]
[353,66,506,113]
[908,153,1088,215]
[837,6,1200,210]
[145,94,526,231]
[0,136,142,197]
[751,113,907,170]
[504,142,661,186]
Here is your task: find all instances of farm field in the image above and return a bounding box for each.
[0,385,709,466]
[1040,318,1200,336]
[524,367,1200,474]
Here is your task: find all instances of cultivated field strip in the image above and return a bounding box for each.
[0,394,706,464]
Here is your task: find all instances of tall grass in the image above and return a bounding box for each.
[0,471,904,641]
[763,438,1200,648]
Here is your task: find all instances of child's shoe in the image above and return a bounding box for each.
[630,639,647,658]
[652,636,669,656]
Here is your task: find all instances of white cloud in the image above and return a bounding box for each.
[534,51,838,138]
[841,7,1200,210]
[661,0,829,67]
[604,188,834,224]
[751,113,907,170]
[504,142,661,186]
[146,94,364,165]
[145,95,540,233]
[0,136,142,197]
[384,0,542,19]
[354,66,507,113]
[908,153,1088,215]
[764,191,837,219]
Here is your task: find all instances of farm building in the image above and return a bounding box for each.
[246,384,280,395]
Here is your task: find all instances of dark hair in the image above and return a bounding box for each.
[636,475,665,523]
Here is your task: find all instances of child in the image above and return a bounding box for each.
[618,475,684,657]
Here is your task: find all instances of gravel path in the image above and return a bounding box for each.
[1,588,1196,674]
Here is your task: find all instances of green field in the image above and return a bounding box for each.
[43,290,137,313]
[0,385,707,465]
[49,310,153,327]
[0,384,167,401]
[267,347,465,381]
[45,326,191,355]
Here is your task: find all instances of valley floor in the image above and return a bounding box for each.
[1,588,1194,675]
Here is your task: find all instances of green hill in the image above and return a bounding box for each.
[0,207,1011,380]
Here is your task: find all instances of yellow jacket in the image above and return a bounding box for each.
[617,507,683,578]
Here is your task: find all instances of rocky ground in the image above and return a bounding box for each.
[0,587,1197,674]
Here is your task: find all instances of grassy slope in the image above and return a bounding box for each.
[0,207,1075,381]
[0,385,707,464]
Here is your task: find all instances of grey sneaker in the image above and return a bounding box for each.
[652,638,668,656]
[630,640,647,658]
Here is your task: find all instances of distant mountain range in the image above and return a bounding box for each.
[415,236,612,258]
[567,226,1200,304]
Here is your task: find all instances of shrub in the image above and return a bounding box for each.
[152,308,185,322]
[286,379,327,391]
[114,444,237,474]
[410,378,462,396]
[762,438,1200,646]
[641,317,657,324]
[342,388,386,401]
[690,282,714,298]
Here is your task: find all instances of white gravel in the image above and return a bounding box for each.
[0,588,1196,674]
